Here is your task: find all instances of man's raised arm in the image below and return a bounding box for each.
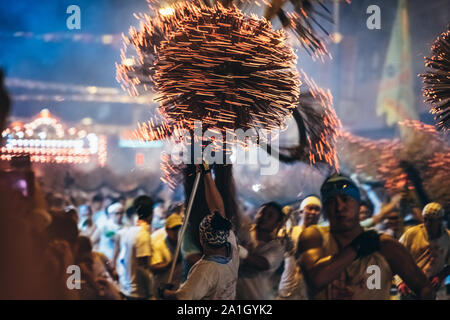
[202,164,225,218]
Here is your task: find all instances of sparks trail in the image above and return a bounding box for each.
[338,120,450,209]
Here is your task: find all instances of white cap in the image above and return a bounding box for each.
[300,196,322,211]
[108,202,123,215]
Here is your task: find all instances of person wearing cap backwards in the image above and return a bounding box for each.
[278,195,322,299]
[395,202,449,300]
[160,164,239,300]
[150,213,184,295]
[298,174,435,299]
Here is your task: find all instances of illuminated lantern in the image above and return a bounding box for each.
[1,109,107,166]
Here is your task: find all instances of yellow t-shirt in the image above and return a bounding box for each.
[150,228,172,266]
[399,224,450,279]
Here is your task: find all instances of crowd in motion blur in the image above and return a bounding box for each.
[1,69,449,300]
[0,167,449,300]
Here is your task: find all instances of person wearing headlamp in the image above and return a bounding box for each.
[297,174,435,300]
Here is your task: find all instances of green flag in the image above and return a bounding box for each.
[376,0,418,127]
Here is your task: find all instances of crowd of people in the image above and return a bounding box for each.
[1,162,448,300]
[0,70,449,300]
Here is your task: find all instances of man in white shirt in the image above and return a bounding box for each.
[94,202,123,260]
[161,164,239,300]
[114,195,154,300]
[236,202,285,300]
[278,195,322,299]
[162,212,239,300]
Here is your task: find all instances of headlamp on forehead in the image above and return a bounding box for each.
[321,175,361,203]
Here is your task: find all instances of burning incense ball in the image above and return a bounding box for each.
[119,1,300,133]
[421,28,450,131]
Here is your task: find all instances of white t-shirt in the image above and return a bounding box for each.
[278,258,309,300]
[117,222,153,298]
[236,228,285,300]
[278,225,304,298]
[97,215,120,261]
[175,231,239,300]
[93,209,106,225]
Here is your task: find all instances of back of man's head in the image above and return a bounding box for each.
[92,193,104,203]
[199,211,232,248]
[133,195,154,220]
[48,211,79,248]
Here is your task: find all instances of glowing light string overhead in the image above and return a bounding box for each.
[0,31,122,47]
[5,78,155,105]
